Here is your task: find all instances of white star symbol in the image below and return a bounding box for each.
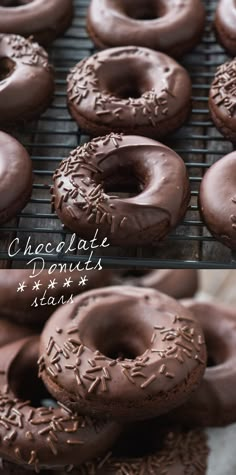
[79,276,88,287]
[32,280,42,291]
[63,277,73,288]
[17,282,27,293]
[48,279,58,290]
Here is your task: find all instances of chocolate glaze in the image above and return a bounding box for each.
[119,270,199,299]
[87,0,206,58]
[52,134,190,246]
[215,0,236,56]
[0,132,32,224]
[57,429,208,475]
[67,47,192,139]
[0,319,34,348]
[0,269,113,325]
[168,300,236,427]
[0,337,121,471]
[0,0,73,46]
[39,286,206,420]
[0,34,54,123]
[209,58,236,141]
[199,151,236,250]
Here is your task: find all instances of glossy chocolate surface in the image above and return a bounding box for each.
[0,0,73,45]
[87,0,205,58]
[209,58,236,141]
[39,286,206,420]
[0,269,113,325]
[0,319,34,347]
[0,34,54,123]
[199,152,236,249]
[0,132,32,224]
[52,134,190,246]
[121,269,198,299]
[0,337,121,470]
[215,0,236,55]
[169,300,236,426]
[67,47,192,138]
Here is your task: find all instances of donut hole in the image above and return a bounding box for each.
[204,329,228,367]
[79,303,153,361]
[104,166,143,196]
[9,341,57,408]
[97,60,152,100]
[0,57,15,81]
[0,0,32,6]
[122,0,159,20]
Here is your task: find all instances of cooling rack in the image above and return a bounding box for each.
[1,0,235,269]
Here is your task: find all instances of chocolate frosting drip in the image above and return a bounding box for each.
[0,338,121,471]
[168,299,236,427]
[0,34,54,123]
[87,0,205,58]
[39,286,206,420]
[0,0,73,45]
[61,429,208,474]
[0,132,32,224]
[199,151,236,249]
[67,46,192,138]
[52,134,190,246]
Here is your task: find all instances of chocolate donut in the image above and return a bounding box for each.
[0,337,121,471]
[119,270,199,299]
[0,269,113,325]
[168,300,236,427]
[0,0,73,46]
[39,286,206,421]
[52,135,190,246]
[87,0,205,58]
[209,58,236,141]
[67,47,192,139]
[0,35,54,124]
[0,319,34,348]
[215,0,236,56]
[0,132,32,224]
[57,429,208,475]
[199,151,236,250]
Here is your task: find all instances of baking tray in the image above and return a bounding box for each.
[1,0,235,269]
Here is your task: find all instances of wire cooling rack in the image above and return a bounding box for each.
[1,0,235,269]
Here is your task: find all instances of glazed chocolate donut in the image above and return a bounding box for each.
[57,429,208,475]
[168,300,236,427]
[52,135,190,246]
[39,286,206,421]
[209,58,236,141]
[0,319,34,347]
[119,270,199,299]
[0,132,32,224]
[67,47,192,139]
[0,0,73,46]
[0,269,113,325]
[87,0,205,58]
[0,337,121,471]
[199,152,236,250]
[215,0,236,56]
[0,34,54,123]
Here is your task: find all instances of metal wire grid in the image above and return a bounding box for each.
[1,0,235,269]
